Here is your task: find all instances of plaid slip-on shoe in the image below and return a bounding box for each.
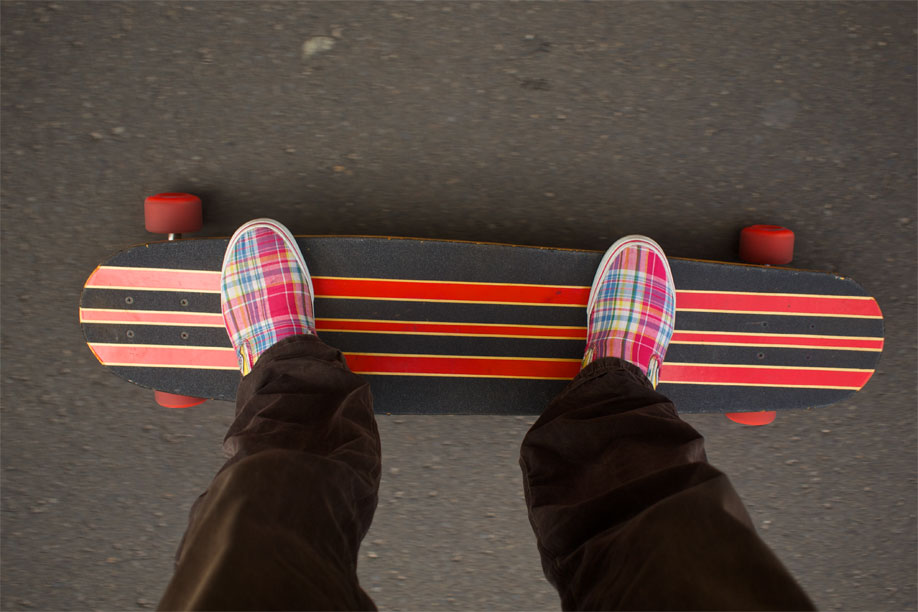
[220,218,316,376]
[582,235,676,388]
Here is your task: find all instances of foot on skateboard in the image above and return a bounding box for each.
[220,219,316,375]
[583,236,677,388]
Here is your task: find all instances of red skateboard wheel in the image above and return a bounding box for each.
[739,225,794,265]
[154,391,207,409]
[726,411,777,426]
[144,192,202,234]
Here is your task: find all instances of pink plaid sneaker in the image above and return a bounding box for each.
[220,219,316,376]
[583,236,676,388]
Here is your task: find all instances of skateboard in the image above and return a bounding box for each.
[80,201,884,425]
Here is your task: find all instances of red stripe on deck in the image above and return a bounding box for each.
[670,331,884,351]
[90,344,236,369]
[660,363,874,389]
[88,344,580,378]
[81,309,880,352]
[677,291,881,318]
[342,354,581,379]
[80,309,224,326]
[316,319,587,339]
[87,268,220,292]
[88,343,874,390]
[86,268,880,319]
[313,278,588,305]
[86,268,588,305]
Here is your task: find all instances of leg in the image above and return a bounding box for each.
[159,220,380,611]
[521,358,813,610]
[159,336,380,611]
[520,236,814,611]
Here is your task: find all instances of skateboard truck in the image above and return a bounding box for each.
[144,193,208,408]
[725,225,796,426]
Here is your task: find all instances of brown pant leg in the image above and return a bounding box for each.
[520,357,815,611]
[159,335,380,611]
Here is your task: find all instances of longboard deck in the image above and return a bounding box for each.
[80,236,884,415]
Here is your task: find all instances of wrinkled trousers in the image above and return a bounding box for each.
[158,334,814,611]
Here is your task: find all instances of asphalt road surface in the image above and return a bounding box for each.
[1,2,916,610]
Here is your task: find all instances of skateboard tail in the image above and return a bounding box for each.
[85,341,104,365]
[80,263,107,367]
[859,296,885,392]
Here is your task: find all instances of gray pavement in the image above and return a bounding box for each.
[1,1,916,610]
